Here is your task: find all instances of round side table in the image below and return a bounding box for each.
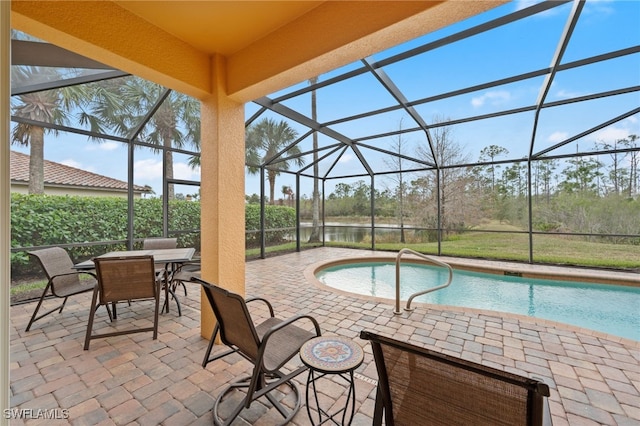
[299,336,364,426]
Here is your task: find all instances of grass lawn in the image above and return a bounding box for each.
[261,222,640,270]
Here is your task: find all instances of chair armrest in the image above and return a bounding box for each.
[261,314,322,344]
[246,297,275,317]
[52,270,96,280]
[258,314,322,372]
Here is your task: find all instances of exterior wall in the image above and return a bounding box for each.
[10,183,143,198]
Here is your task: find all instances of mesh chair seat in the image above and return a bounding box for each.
[193,277,322,426]
[255,317,318,372]
[26,247,97,331]
[53,279,94,298]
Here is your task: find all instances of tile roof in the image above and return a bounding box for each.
[10,150,150,193]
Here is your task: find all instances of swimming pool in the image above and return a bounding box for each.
[315,261,640,341]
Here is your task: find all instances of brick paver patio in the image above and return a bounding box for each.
[9,248,640,425]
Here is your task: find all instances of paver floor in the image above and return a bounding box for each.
[9,248,640,425]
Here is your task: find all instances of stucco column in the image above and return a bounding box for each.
[199,54,245,339]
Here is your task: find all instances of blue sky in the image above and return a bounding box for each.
[11,0,640,200]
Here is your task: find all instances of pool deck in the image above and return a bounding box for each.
[9,247,640,425]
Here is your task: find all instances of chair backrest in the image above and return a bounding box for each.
[28,247,80,288]
[360,330,551,426]
[143,237,177,250]
[94,256,158,303]
[196,278,261,361]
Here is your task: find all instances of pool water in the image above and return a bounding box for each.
[316,262,640,341]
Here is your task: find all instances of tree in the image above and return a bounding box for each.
[479,145,509,192]
[533,158,558,203]
[597,135,639,197]
[383,118,410,243]
[559,153,603,194]
[245,118,304,205]
[281,185,294,206]
[624,134,639,196]
[11,66,94,194]
[416,117,471,230]
[95,77,200,200]
[308,76,322,243]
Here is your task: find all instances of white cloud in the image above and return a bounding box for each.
[555,89,582,99]
[174,162,200,180]
[86,141,120,151]
[471,91,511,108]
[133,158,163,180]
[131,159,200,194]
[338,153,354,163]
[592,126,632,144]
[590,116,640,144]
[583,0,615,17]
[60,158,96,173]
[513,0,563,17]
[548,131,568,143]
[514,0,540,11]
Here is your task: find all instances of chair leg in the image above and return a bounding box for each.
[373,387,384,426]
[202,323,239,368]
[203,323,221,367]
[104,304,113,322]
[25,282,53,331]
[57,296,69,313]
[83,288,100,350]
[153,289,160,340]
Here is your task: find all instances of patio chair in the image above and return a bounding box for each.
[170,257,200,297]
[84,255,160,350]
[192,277,322,426]
[142,237,183,314]
[360,330,552,426]
[26,247,97,331]
[142,237,177,250]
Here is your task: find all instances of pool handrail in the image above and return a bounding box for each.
[395,248,454,314]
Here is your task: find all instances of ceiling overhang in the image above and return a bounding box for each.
[11,1,506,102]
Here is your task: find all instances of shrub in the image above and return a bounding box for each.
[11,194,296,275]
[245,204,296,247]
[10,194,201,276]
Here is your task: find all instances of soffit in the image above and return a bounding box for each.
[11,1,506,101]
[113,1,325,56]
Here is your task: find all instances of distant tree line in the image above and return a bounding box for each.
[296,134,639,245]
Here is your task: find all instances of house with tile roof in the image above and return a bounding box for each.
[10,150,152,197]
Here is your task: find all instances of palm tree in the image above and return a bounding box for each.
[308,76,322,243]
[92,77,200,200]
[281,185,294,206]
[246,118,304,205]
[11,66,94,194]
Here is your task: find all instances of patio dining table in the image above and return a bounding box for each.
[74,247,196,314]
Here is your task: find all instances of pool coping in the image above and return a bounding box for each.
[304,255,640,348]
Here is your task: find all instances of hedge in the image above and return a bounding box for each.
[11,194,295,275]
